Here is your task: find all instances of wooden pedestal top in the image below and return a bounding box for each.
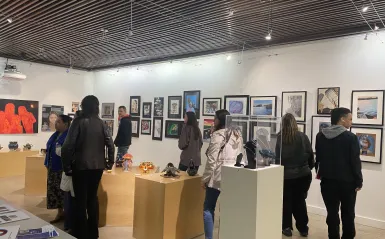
[136,172,202,184]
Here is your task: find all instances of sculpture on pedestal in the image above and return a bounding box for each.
[139,162,155,174]
[23,143,33,151]
[8,141,19,151]
[122,153,133,172]
[161,163,180,177]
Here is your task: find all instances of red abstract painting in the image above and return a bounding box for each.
[0,99,39,134]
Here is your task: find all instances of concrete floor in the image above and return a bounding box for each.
[0,175,384,239]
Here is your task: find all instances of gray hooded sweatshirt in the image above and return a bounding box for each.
[322,125,346,139]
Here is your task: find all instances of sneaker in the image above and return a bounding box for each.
[300,231,308,237]
[282,228,292,237]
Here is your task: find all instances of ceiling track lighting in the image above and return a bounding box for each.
[265,0,273,41]
[374,24,380,31]
[6,18,12,23]
[265,30,272,40]
[362,5,369,12]
[228,9,234,16]
[226,54,231,60]
[364,33,368,40]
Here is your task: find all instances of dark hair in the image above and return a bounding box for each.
[75,110,82,118]
[281,113,298,144]
[119,106,127,111]
[331,107,351,125]
[59,115,72,128]
[81,95,100,117]
[215,109,230,131]
[185,112,200,140]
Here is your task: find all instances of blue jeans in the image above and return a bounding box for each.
[115,146,129,167]
[204,187,221,239]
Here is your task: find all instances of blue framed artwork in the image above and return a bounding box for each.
[183,90,201,119]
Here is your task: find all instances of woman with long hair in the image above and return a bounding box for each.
[178,111,203,171]
[276,113,314,237]
[201,109,246,239]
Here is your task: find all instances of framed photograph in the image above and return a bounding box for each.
[183,90,201,119]
[351,90,384,126]
[230,120,248,142]
[165,120,184,138]
[224,95,249,115]
[131,117,140,138]
[71,102,80,113]
[42,105,64,132]
[154,97,164,117]
[351,127,383,164]
[101,103,115,119]
[311,116,331,151]
[103,120,114,136]
[281,91,307,122]
[203,98,222,116]
[142,102,152,118]
[0,99,39,134]
[152,117,163,141]
[317,87,340,114]
[297,123,306,134]
[141,119,151,135]
[203,118,214,142]
[168,96,182,119]
[249,121,278,141]
[250,96,277,118]
[130,96,141,116]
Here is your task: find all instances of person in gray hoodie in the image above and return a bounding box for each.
[315,107,363,239]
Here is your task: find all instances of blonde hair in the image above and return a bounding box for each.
[281,113,298,144]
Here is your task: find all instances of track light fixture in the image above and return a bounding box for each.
[374,24,380,31]
[265,30,272,40]
[364,34,368,40]
[226,54,231,60]
[265,0,273,41]
[6,18,12,23]
[362,5,369,12]
[228,9,234,16]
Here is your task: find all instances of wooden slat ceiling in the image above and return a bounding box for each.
[0,0,383,71]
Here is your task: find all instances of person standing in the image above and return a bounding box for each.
[114,106,132,167]
[315,107,363,239]
[275,113,314,237]
[61,95,115,239]
[178,112,203,171]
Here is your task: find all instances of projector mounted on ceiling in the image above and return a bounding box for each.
[2,64,27,81]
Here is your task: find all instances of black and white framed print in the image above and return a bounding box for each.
[250,96,277,118]
[297,123,306,134]
[165,120,184,139]
[152,117,163,141]
[351,90,384,126]
[311,116,331,151]
[281,91,307,122]
[224,95,249,116]
[317,87,340,114]
[229,120,248,143]
[154,97,164,117]
[168,96,182,119]
[141,119,151,135]
[101,103,115,119]
[130,96,141,117]
[183,90,201,119]
[142,102,152,118]
[351,127,383,164]
[131,117,140,138]
[203,98,222,116]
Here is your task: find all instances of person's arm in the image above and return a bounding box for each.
[178,125,189,150]
[202,133,223,184]
[61,118,80,174]
[114,121,123,146]
[127,119,132,145]
[315,133,320,172]
[103,122,115,170]
[275,134,282,164]
[351,135,363,190]
[304,134,315,170]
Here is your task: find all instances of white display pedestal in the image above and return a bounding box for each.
[219,165,284,239]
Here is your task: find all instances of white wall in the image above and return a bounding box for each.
[94,32,385,229]
[0,58,94,149]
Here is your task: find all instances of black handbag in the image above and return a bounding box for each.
[187,159,198,176]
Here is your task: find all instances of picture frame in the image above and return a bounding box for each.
[351,126,382,164]
[103,119,114,136]
[224,95,249,115]
[131,117,140,138]
[183,90,201,119]
[168,96,182,119]
[141,119,152,135]
[202,98,222,116]
[101,103,115,119]
[249,120,278,141]
[351,90,384,126]
[165,120,184,139]
[152,117,163,141]
[203,118,214,142]
[0,99,39,134]
[311,116,331,151]
[230,120,248,143]
[130,96,141,117]
[154,97,164,117]
[317,87,340,114]
[142,102,152,118]
[281,91,307,122]
[250,96,277,118]
[297,123,306,134]
[42,105,64,132]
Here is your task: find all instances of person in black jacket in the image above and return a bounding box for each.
[61,95,114,239]
[276,113,314,237]
[315,107,363,239]
[114,106,132,167]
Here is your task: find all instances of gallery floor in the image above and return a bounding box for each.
[0,175,384,239]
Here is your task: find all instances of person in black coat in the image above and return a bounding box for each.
[276,113,314,237]
[315,107,363,239]
[114,106,132,167]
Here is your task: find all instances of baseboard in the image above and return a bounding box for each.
[307,205,385,230]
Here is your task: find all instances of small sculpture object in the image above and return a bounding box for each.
[40,148,47,155]
[244,140,257,169]
[122,153,133,172]
[8,142,19,151]
[23,143,33,151]
[0,145,3,151]
[258,149,276,167]
[139,162,155,174]
[187,160,198,176]
[161,163,180,178]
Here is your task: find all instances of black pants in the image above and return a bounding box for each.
[178,163,199,172]
[321,179,357,239]
[72,170,103,239]
[282,173,312,232]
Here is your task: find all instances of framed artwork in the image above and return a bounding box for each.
[152,117,163,141]
[154,97,164,117]
[0,99,39,134]
[101,103,115,119]
[230,120,248,142]
[249,121,278,141]
[297,123,306,134]
[183,90,201,119]
[203,98,222,116]
[131,117,140,138]
[250,96,277,118]
[71,102,80,113]
[203,118,214,142]
[224,95,249,115]
[103,120,114,136]
[165,120,184,138]
[142,102,152,118]
[311,116,331,151]
[351,90,384,126]
[351,127,382,164]
[168,96,182,119]
[317,87,340,114]
[141,119,151,135]
[130,96,141,117]
[42,105,64,132]
[281,91,307,122]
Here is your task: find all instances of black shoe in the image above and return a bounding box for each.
[282,228,292,237]
[300,231,308,237]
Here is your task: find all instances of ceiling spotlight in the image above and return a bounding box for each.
[228,9,234,16]
[226,54,231,60]
[7,18,12,23]
[128,29,133,36]
[374,24,380,31]
[362,6,369,12]
[364,34,368,40]
[265,31,272,41]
